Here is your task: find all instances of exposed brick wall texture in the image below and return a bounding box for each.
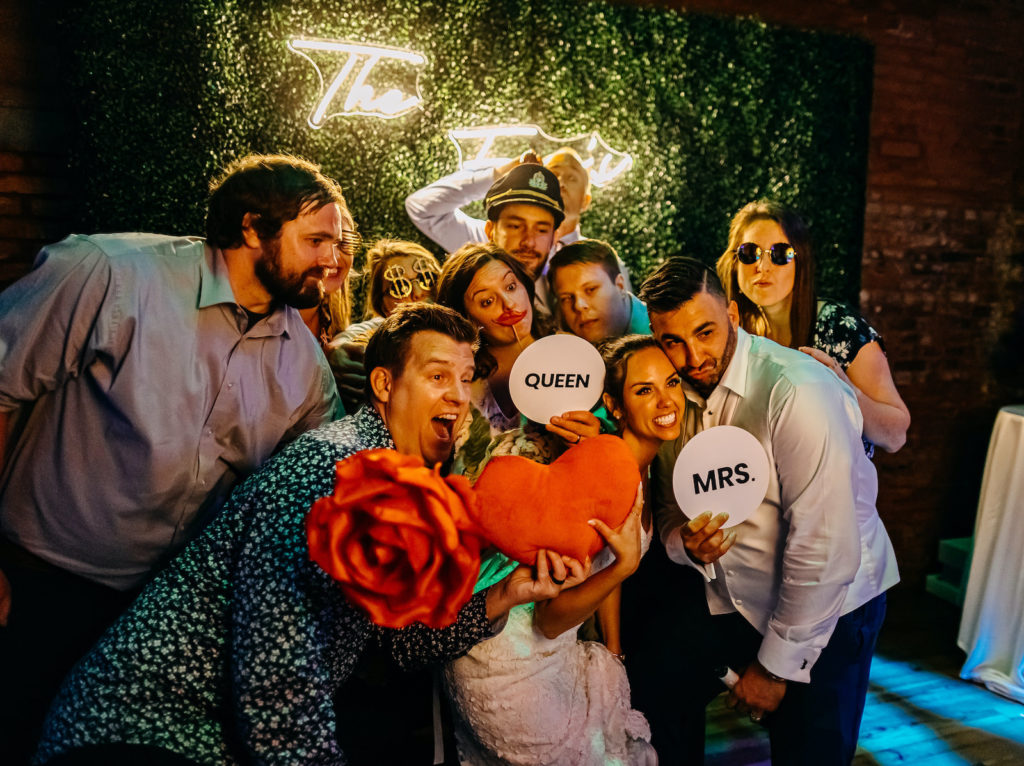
[2,0,1022,590]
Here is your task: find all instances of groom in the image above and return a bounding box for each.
[36,303,578,766]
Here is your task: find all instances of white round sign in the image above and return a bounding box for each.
[508,334,606,424]
[672,425,770,528]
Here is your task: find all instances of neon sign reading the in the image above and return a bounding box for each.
[288,38,426,127]
[448,124,633,187]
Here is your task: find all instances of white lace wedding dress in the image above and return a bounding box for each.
[444,530,656,766]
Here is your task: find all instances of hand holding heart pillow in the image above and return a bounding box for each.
[469,434,642,565]
[307,435,641,628]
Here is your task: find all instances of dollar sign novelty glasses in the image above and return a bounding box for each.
[734,242,796,266]
[384,257,441,299]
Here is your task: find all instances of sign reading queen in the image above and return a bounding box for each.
[288,37,633,186]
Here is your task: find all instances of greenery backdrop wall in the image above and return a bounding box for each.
[60,0,873,302]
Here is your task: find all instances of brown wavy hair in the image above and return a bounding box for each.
[436,242,548,380]
[715,200,816,348]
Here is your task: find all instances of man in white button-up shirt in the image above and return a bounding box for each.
[641,257,899,765]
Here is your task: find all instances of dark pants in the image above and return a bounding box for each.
[621,533,718,766]
[697,593,888,766]
[0,540,137,766]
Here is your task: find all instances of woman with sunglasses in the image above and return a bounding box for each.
[716,200,910,454]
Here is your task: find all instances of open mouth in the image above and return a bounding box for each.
[653,411,677,428]
[495,310,527,327]
[431,413,458,441]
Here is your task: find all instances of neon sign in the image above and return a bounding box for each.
[448,124,633,187]
[288,38,426,126]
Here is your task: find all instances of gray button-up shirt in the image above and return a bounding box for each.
[0,233,339,589]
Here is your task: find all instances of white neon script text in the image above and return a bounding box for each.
[288,39,426,126]
[448,124,633,187]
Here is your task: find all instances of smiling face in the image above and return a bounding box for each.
[371,330,475,467]
[649,289,740,398]
[552,261,631,344]
[735,218,796,312]
[254,202,353,308]
[463,259,534,346]
[484,203,556,280]
[617,346,684,446]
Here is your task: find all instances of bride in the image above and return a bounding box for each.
[446,334,685,765]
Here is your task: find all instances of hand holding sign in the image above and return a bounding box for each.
[509,335,606,425]
[672,426,770,529]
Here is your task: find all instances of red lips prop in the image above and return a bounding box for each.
[469,434,641,565]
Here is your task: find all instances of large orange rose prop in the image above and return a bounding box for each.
[470,435,641,565]
[307,449,486,629]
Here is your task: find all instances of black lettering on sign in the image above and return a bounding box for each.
[693,470,716,494]
[734,463,750,484]
[524,372,591,390]
[717,465,734,488]
[694,464,753,494]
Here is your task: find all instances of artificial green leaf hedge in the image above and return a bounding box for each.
[59,0,872,302]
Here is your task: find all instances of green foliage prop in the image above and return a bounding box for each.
[60,0,872,301]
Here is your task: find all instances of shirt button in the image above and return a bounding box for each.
[206,428,213,436]
[227,382,234,389]
[727,570,735,577]
[734,598,743,605]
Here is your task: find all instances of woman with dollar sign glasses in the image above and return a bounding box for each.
[327,239,442,413]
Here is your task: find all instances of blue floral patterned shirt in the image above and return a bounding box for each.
[36,407,494,766]
[813,301,885,457]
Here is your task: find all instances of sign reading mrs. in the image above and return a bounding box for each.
[288,38,426,127]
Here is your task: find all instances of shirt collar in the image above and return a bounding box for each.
[199,245,294,339]
[679,326,752,407]
[717,326,752,399]
[357,404,397,449]
[198,245,236,309]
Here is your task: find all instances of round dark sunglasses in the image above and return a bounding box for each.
[735,242,795,266]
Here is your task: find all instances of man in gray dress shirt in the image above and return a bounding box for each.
[0,153,345,763]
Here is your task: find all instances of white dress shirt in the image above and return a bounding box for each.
[653,329,899,682]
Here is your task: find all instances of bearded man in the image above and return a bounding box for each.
[0,153,344,762]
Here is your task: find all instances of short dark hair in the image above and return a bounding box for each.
[599,334,663,420]
[436,242,547,379]
[205,154,347,249]
[547,239,621,290]
[638,256,727,315]
[363,303,478,403]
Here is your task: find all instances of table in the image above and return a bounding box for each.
[957,404,1024,704]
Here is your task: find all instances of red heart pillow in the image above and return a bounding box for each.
[470,435,640,565]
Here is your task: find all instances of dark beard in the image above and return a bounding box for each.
[684,323,738,398]
[254,237,321,309]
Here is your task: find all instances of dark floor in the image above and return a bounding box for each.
[704,591,1024,766]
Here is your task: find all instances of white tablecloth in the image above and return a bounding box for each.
[957,404,1024,704]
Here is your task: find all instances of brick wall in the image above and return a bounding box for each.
[2,1,1022,590]
[660,0,1024,591]
[0,1,74,284]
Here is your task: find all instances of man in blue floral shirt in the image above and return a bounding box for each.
[36,304,573,766]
